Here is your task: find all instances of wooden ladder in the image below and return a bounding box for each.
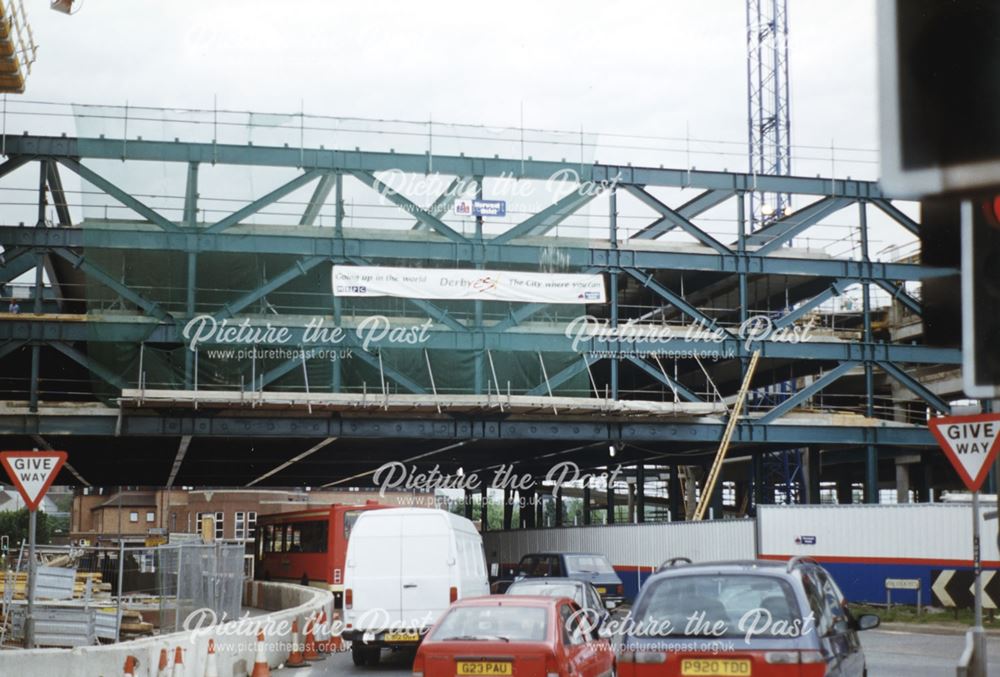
[692,350,762,521]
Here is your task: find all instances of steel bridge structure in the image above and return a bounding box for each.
[0,121,967,518]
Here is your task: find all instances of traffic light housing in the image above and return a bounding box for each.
[879,0,1000,196]
[963,196,1000,397]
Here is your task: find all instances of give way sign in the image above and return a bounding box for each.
[0,451,67,511]
[928,414,1000,492]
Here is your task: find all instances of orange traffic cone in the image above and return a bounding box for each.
[123,656,139,677]
[316,609,333,653]
[330,609,345,652]
[250,630,271,677]
[157,649,171,677]
[204,638,220,677]
[171,646,185,677]
[285,620,307,668]
[303,613,323,662]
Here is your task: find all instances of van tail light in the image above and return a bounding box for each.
[617,651,666,664]
[616,584,624,596]
[765,650,825,665]
[449,586,458,603]
[345,588,353,609]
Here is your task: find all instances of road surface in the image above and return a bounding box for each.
[273,628,1000,676]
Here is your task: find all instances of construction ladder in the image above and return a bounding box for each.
[692,350,762,521]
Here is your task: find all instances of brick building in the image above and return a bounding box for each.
[71,488,434,546]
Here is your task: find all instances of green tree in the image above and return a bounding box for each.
[0,509,54,555]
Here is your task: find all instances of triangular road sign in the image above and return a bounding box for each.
[0,451,67,511]
[929,414,1000,491]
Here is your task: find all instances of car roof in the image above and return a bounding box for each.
[650,559,799,580]
[454,595,564,608]
[508,577,586,587]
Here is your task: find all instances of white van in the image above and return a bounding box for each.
[342,507,490,666]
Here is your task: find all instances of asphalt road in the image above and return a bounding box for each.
[274,629,1000,676]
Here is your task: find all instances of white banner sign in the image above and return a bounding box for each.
[332,265,606,304]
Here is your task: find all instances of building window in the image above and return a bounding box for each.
[235,511,259,541]
[146,511,155,523]
[129,511,139,523]
[196,511,225,540]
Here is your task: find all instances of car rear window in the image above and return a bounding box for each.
[631,574,802,638]
[564,555,615,574]
[431,606,548,642]
[507,581,583,604]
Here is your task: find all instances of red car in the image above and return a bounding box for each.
[413,596,615,677]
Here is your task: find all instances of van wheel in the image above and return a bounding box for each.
[365,647,382,666]
[351,645,366,667]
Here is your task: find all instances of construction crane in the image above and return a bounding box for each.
[0,0,36,93]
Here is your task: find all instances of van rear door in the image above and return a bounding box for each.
[350,512,403,627]
[401,512,452,628]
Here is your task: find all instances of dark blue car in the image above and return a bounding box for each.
[514,551,626,608]
[618,557,880,677]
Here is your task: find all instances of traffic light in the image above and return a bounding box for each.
[879,0,1000,196]
[963,195,1000,397]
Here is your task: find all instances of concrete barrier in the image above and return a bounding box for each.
[0,581,334,677]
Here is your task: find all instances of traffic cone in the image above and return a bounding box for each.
[171,646,185,677]
[329,609,344,652]
[157,649,171,677]
[315,609,331,653]
[303,613,323,662]
[204,638,220,677]
[285,620,307,668]
[250,630,271,677]
[123,656,139,677]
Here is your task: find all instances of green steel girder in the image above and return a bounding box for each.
[872,279,923,316]
[0,411,939,447]
[756,361,861,424]
[183,162,199,227]
[773,279,854,329]
[492,189,599,245]
[50,247,173,322]
[350,348,427,395]
[0,339,26,360]
[625,355,703,402]
[0,155,34,180]
[55,158,182,233]
[745,196,854,253]
[876,360,951,414]
[206,169,323,234]
[622,266,733,336]
[5,135,889,200]
[215,255,327,320]
[44,160,72,226]
[0,225,953,282]
[871,198,920,236]
[299,172,336,227]
[622,185,732,255]
[348,169,469,244]
[525,354,599,397]
[48,340,128,391]
[0,316,962,364]
[631,189,735,240]
[1,247,36,284]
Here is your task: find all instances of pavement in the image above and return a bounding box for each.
[272,629,1000,676]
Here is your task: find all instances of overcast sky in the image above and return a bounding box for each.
[24,0,880,166]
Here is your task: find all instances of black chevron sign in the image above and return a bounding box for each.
[931,569,1000,609]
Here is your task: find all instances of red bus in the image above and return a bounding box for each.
[255,501,387,606]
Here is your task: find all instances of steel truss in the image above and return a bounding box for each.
[0,133,961,496]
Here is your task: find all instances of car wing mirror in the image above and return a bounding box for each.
[856,614,881,631]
